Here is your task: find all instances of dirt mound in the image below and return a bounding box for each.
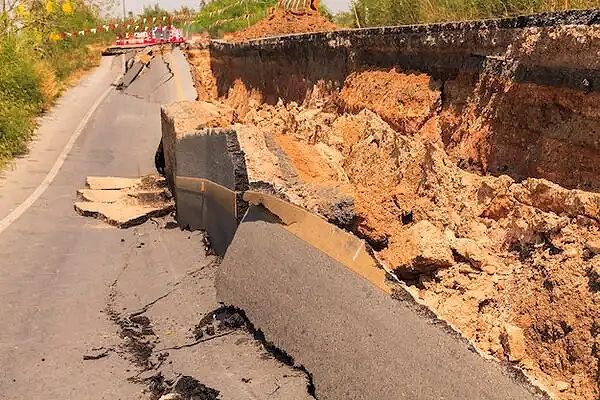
[227,9,336,43]
[209,69,600,400]
[338,70,442,136]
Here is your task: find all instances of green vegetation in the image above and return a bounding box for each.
[342,0,600,26]
[194,0,279,37]
[0,0,113,165]
[192,0,336,37]
[140,3,171,20]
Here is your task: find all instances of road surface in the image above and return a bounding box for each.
[0,48,313,400]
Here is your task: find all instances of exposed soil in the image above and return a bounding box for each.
[186,48,217,101]
[440,73,600,192]
[226,9,336,43]
[185,56,600,399]
[338,70,442,136]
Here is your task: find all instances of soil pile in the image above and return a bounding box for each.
[218,70,600,400]
[227,9,336,42]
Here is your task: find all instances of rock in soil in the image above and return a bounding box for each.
[74,175,174,228]
[392,221,454,279]
[501,323,527,362]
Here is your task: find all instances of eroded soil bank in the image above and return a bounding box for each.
[184,13,600,400]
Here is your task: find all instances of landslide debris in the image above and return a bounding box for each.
[185,34,600,397]
[226,9,336,43]
[186,47,217,101]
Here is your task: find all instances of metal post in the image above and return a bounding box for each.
[122,0,126,21]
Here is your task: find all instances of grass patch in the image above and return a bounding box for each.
[0,0,113,168]
[0,36,107,167]
[194,0,279,37]
[351,0,600,26]
[0,36,45,165]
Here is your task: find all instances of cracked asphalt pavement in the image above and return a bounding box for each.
[0,47,313,400]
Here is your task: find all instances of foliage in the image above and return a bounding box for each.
[333,9,357,27]
[193,0,334,37]
[141,3,170,19]
[0,0,111,165]
[351,0,600,26]
[194,0,279,37]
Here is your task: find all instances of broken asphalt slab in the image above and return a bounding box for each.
[74,175,174,228]
[216,204,548,400]
[104,219,314,399]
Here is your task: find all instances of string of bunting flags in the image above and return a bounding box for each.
[207,14,251,29]
[49,14,193,41]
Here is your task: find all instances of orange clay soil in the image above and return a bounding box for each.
[187,62,600,400]
[226,9,336,42]
[185,47,217,101]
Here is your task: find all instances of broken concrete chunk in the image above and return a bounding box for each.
[160,100,236,191]
[75,202,172,229]
[86,176,142,190]
[75,175,173,228]
[158,394,183,400]
[394,220,454,278]
[500,323,527,362]
[162,100,234,133]
[77,189,127,203]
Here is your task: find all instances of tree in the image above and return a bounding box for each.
[141,3,169,19]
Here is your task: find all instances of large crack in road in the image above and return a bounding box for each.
[98,215,317,400]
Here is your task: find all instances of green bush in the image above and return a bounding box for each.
[0,36,44,112]
[0,35,45,163]
[352,0,600,26]
[0,99,37,161]
[194,0,279,37]
[0,0,112,166]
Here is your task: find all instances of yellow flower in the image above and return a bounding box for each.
[46,0,54,13]
[49,32,61,41]
[15,4,26,16]
[62,0,73,14]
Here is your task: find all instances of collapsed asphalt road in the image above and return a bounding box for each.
[0,48,313,399]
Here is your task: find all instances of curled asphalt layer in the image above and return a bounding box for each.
[216,205,548,400]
